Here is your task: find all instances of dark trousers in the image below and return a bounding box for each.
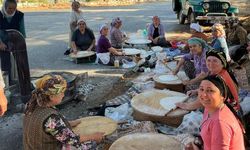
[0,51,11,83]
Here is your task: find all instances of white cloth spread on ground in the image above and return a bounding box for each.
[96,52,110,64]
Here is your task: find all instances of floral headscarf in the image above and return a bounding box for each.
[212,23,226,37]
[35,75,67,96]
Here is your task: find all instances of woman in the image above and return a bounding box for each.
[183,23,209,52]
[71,19,95,53]
[0,0,26,83]
[97,24,132,66]
[173,37,209,86]
[227,18,248,47]
[110,17,127,49]
[186,76,244,150]
[68,1,84,49]
[176,50,240,112]
[190,23,208,42]
[23,75,104,150]
[147,16,170,47]
[211,23,231,62]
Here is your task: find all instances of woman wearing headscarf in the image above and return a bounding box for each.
[183,23,209,52]
[147,16,170,47]
[186,75,244,150]
[0,0,26,83]
[110,17,127,49]
[96,24,132,66]
[68,1,84,50]
[189,23,208,42]
[23,75,104,150]
[176,50,240,113]
[211,23,231,62]
[173,37,210,87]
[71,19,95,53]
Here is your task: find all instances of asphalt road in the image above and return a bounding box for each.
[0,1,191,150]
[25,1,188,74]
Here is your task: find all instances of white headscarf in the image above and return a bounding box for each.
[190,23,203,33]
[1,0,17,18]
[99,24,108,34]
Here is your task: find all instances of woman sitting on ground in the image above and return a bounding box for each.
[71,19,95,53]
[186,75,244,150]
[189,23,209,42]
[110,17,127,49]
[211,23,231,62]
[172,37,210,88]
[96,24,132,66]
[147,16,170,47]
[23,75,104,150]
[68,1,84,49]
[176,50,240,113]
[183,23,209,52]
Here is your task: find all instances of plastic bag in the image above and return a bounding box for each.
[240,97,250,115]
[105,103,133,121]
[154,52,168,74]
[177,111,203,135]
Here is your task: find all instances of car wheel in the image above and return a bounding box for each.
[188,11,196,24]
[179,10,186,24]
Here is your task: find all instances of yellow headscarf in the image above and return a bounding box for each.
[35,75,67,96]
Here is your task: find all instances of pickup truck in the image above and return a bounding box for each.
[172,0,239,24]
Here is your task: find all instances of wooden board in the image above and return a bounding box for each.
[69,51,95,58]
[109,133,183,150]
[72,116,117,136]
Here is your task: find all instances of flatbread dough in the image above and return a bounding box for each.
[153,74,182,84]
[72,116,117,136]
[151,46,163,52]
[123,48,141,55]
[160,96,188,112]
[126,39,152,45]
[109,133,183,150]
[131,90,187,116]
[69,51,95,58]
[158,74,179,82]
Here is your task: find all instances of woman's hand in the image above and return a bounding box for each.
[186,90,198,97]
[172,68,179,75]
[72,49,78,55]
[153,37,159,44]
[182,80,190,85]
[0,42,7,51]
[69,119,81,127]
[175,102,191,110]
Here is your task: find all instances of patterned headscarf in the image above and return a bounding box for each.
[206,50,227,68]
[35,75,67,96]
[187,37,210,49]
[111,17,122,27]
